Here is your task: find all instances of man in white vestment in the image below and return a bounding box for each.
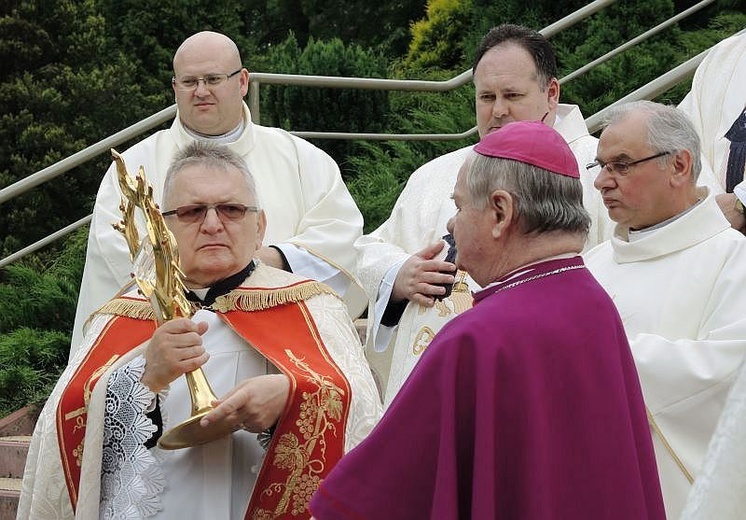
[355,24,613,404]
[72,30,367,360]
[678,31,746,233]
[583,100,746,519]
[18,142,381,520]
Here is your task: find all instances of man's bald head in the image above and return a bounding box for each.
[173,31,242,71]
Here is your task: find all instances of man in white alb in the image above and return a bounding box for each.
[584,100,746,519]
[355,24,612,404]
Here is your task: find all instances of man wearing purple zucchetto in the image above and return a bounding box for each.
[310,121,665,520]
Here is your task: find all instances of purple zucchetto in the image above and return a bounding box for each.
[473,121,580,178]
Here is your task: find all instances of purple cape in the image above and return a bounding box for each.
[311,257,664,519]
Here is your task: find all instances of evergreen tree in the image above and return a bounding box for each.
[262,34,390,179]
[99,0,262,95]
[0,327,70,415]
[0,0,155,259]
[299,0,426,55]
[0,227,85,415]
[405,0,475,71]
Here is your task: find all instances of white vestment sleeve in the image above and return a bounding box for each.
[677,33,746,192]
[369,261,405,353]
[354,148,472,353]
[273,243,351,300]
[277,136,367,317]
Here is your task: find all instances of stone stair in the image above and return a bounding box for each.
[0,405,40,520]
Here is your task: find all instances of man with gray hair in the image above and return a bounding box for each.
[19,141,381,519]
[584,100,746,519]
[311,121,664,519]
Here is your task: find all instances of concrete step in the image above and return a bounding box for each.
[0,436,30,478]
[0,405,40,438]
[0,436,30,520]
[0,405,40,520]
[0,475,22,520]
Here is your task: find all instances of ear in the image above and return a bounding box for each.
[490,190,515,239]
[239,68,250,97]
[669,149,694,187]
[256,209,267,249]
[546,78,560,112]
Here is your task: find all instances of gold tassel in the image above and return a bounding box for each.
[212,281,338,312]
[95,281,338,319]
[96,299,156,320]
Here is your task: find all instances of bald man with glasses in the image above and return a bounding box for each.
[583,100,746,519]
[72,31,367,361]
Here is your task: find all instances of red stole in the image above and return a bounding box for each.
[56,311,156,509]
[56,294,351,519]
[221,299,352,520]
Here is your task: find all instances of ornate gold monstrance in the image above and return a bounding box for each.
[111,149,235,450]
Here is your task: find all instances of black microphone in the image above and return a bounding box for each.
[434,233,457,301]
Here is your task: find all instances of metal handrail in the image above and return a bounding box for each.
[247,0,617,120]
[562,0,716,84]
[0,216,93,269]
[585,52,707,134]
[0,106,176,205]
[586,27,746,133]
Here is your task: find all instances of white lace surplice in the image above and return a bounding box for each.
[100,310,268,519]
[100,356,164,519]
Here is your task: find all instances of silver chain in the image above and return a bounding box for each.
[492,264,585,295]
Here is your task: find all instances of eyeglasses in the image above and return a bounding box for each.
[162,203,259,224]
[172,69,242,91]
[586,151,672,176]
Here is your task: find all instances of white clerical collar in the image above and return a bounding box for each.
[184,117,246,145]
[482,253,579,291]
[628,198,704,242]
[190,287,210,299]
[553,110,565,128]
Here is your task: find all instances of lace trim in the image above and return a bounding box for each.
[100,356,166,519]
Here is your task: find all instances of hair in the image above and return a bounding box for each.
[466,152,591,237]
[601,100,702,181]
[162,141,260,208]
[472,24,557,90]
